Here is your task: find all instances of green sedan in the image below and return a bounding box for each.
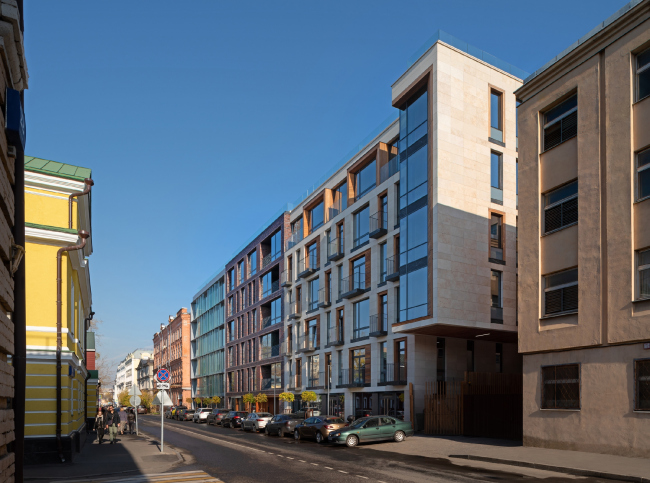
[327,416,414,447]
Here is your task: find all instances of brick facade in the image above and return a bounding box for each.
[153,308,191,405]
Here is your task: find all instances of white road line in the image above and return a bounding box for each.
[356,476,368,480]
[324,467,333,470]
[339,470,348,474]
[299,460,306,463]
[277,455,284,458]
[311,463,318,466]
[286,457,294,460]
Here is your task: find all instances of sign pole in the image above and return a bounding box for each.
[161,393,164,453]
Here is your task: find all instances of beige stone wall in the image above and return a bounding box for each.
[523,344,650,458]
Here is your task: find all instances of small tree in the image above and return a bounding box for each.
[278,392,294,413]
[194,397,202,408]
[202,397,211,408]
[211,396,222,407]
[254,393,267,412]
[118,390,130,407]
[185,397,193,407]
[301,391,318,417]
[140,390,154,412]
[242,393,255,412]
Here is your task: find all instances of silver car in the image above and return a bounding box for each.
[241,412,273,432]
[193,408,212,423]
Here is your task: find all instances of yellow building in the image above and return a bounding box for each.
[23,156,94,463]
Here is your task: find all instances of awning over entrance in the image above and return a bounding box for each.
[394,322,517,343]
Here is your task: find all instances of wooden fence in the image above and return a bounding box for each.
[423,380,463,435]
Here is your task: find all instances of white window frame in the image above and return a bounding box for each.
[637,248,650,301]
[636,48,650,103]
[69,279,75,337]
[636,148,650,202]
[543,268,579,316]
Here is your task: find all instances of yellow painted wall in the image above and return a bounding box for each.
[25,188,78,230]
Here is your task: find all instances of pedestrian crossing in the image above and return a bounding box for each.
[55,470,222,483]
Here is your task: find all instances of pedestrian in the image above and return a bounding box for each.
[127,408,136,434]
[105,405,121,444]
[95,408,105,444]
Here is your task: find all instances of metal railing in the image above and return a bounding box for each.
[369,313,387,334]
[287,373,302,390]
[286,231,303,251]
[381,362,407,384]
[339,271,366,297]
[297,253,318,275]
[353,324,369,339]
[327,325,344,345]
[262,279,279,299]
[338,366,366,387]
[379,156,399,184]
[287,301,302,319]
[281,339,293,356]
[260,344,280,360]
[327,236,344,259]
[384,255,399,281]
[281,269,292,286]
[318,286,331,307]
[307,372,322,389]
[298,333,318,352]
[369,210,388,234]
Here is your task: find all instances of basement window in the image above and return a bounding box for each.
[542,364,580,409]
[543,94,577,151]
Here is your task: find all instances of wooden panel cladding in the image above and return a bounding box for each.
[348,248,372,289]
[377,143,389,186]
[348,143,379,200]
[540,136,578,193]
[392,67,432,110]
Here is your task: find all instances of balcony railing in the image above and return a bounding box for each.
[288,301,302,320]
[369,211,388,239]
[281,269,292,287]
[369,313,387,336]
[281,339,293,356]
[262,280,279,299]
[317,286,331,308]
[385,255,399,282]
[339,272,366,299]
[337,366,366,388]
[261,315,281,330]
[298,333,318,353]
[326,326,344,347]
[380,362,407,385]
[327,236,344,261]
[307,371,323,389]
[286,231,303,251]
[261,376,282,390]
[297,254,318,279]
[260,344,280,360]
[287,373,302,390]
[379,156,399,184]
[352,324,369,340]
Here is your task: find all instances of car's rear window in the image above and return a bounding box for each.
[258,413,272,417]
[325,418,344,424]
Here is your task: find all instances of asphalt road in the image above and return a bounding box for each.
[137,415,619,483]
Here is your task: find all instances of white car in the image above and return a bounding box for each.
[193,408,212,423]
[241,412,273,432]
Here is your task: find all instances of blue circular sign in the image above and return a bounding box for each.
[157,368,170,382]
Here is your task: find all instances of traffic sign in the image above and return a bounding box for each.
[130,395,141,407]
[157,382,170,389]
[154,390,173,406]
[157,368,170,382]
[128,385,142,396]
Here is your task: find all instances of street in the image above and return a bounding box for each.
[137,416,618,483]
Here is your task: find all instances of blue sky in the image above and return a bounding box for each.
[24,0,627,373]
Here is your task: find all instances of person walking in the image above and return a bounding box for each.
[127,408,136,434]
[105,405,121,444]
[95,408,105,444]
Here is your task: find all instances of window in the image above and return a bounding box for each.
[261,271,274,298]
[544,268,578,315]
[327,271,332,303]
[248,250,257,276]
[399,88,428,209]
[353,298,369,339]
[270,298,281,325]
[543,94,577,151]
[490,214,503,262]
[238,261,245,284]
[333,182,348,214]
[491,152,503,204]
[307,242,318,270]
[228,268,235,290]
[637,148,650,201]
[635,359,650,411]
[380,194,388,229]
[637,48,650,102]
[352,256,366,291]
[228,296,234,316]
[637,248,650,300]
[490,89,503,142]
[69,279,75,336]
[354,206,370,247]
[270,230,282,262]
[380,243,387,282]
[352,349,365,384]
[542,364,580,409]
[308,355,319,387]
[356,160,377,200]
[308,278,319,311]
[326,311,332,344]
[379,341,387,382]
[491,270,502,323]
[309,201,324,233]
[544,181,578,233]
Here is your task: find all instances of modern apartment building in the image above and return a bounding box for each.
[114,348,152,397]
[225,213,288,412]
[191,269,226,401]
[153,308,191,405]
[516,0,650,457]
[282,32,523,420]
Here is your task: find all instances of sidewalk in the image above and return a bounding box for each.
[360,434,650,482]
[25,432,186,482]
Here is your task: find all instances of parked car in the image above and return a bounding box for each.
[193,408,212,423]
[171,405,186,419]
[164,408,173,418]
[294,415,347,444]
[207,408,229,426]
[264,413,304,437]
[178,408,195,421]
[328,416,414,447]
[241,412,273,432]
[354,408,373,418]
[137,405,147,415]
[221,411,248,428]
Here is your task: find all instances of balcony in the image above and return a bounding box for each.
[261,253,273,269]
[325,326,344,347]
[337,367,367,388]
[297,254,318,279]
[369,211,388,239]
[317,286,331,308]
[307,372,325,390]
[288,301,301,320]
[384,255,399,282]
[281,340,293,356]
[287,373,302,391]
[327,236,344,261]
[379,156,399,184]
[298,333,318,353]
[369,313,387,337]
[281,269,292,287]
[260,344,280,360]
[339,272,367,299]
[286,231,303,251]
[261,376,282,391]
[379,362,407,386]
[261,315,281,330]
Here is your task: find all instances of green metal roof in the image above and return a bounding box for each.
[24,156,92,181]
[25,222,77,234]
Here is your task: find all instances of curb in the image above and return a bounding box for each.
[449,455,650,483]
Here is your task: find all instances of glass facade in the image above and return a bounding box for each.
[191,273,227,398]
[399,88,429,322]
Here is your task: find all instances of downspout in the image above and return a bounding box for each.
[84,311,94,434]
[69,178,93,229]
[56,231,89,462]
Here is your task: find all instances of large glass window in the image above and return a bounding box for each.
[228,268,235,291]
[637,148,650,201]
[491,152,503,204]
[270,230,282,262]
[399,88,428,209]
[270,297,282,325]
[310,201,324,233]
[352,256,366,291]
[400,205,427,267]
[333,182,348,214]
[543,94,577,151]
[308,355,319,387]
[490,214,503,261]
[352,349,365,384]
[637,48,650,102]
[637,248,650,300]
[248,250,257,276]
[399,267,427,321]
[308,278,319,311]
[356,161,377,200]
[353,298,369,339]
[544,268,578,315]
[490,90,503,142]
[380,243,387,282]
[544,181,578,233]
[354,206,370,247]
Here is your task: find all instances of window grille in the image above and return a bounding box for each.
[543,95,577,151]
[638,248,650,300]
[636,359,650,411]
[542,364,580,409]
[544,181,578,233]
[637,48,650,102]
[544,268,578,315]
[637,148,650,201]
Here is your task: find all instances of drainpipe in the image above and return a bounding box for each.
[68,179,93,229]
[56,231,89,463]
[83,310,94,433]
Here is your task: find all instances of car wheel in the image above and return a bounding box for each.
[277,428,283,438]
[394,430,405,443]
[316,432,323,444]
[346,435,359,448]
[294,430,300,440]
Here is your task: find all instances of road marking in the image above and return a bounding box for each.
[311,463,318,466]
[339,470,348,474]
[356,476,368,480]
[277,455,284,458]
[299,460,306,463]
[324,467,333,470]
[286,457,294,460]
